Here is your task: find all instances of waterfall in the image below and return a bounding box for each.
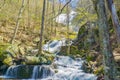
[43,39,67,54]
[4,65,54,79]
[40,56,97,80]
[5,66,16,78]
[31,65,54,79]
[31,66,39,79]
[1,40,97,80]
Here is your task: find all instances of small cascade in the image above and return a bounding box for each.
[31,65,54,79]
[4,65,54,79]
[5,66,17,78]
[43,56,97,80]
[39,56,97,80]
[5,65,33,79]
[31,66,39,79]
[43,39,67,54]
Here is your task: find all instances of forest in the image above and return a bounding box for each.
[0,0,120,80]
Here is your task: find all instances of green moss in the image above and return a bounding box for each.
[25,56,40,65]
[25,52,55,65]
[3,57,13,65]
[0,42,10,61]
[94,66,104,75]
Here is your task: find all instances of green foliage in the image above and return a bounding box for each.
[3,57,13,65]
[72,8,97,27]
[94,66,104,75]
[78,26,86,35]
[86,55,94,62]
[7,44,20,58]
[0,42,10,61]
[70,46,81,56]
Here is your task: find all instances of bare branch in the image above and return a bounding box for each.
[46,0,72,21]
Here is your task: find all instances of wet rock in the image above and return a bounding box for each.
[81,61,93,73]
[0,61,8,75]
[5,65,54,79]
[6,65,33,79]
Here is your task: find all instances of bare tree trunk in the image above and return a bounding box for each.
[49,2,52,38]
[38,0,46,55]
[46,0,50,39]
[92,0,118,80]
[51,0,55,35]
[27,0,30,29]
[66,5,70,54]
[10,0,25,44]
[106,0,120,46]
[52,0,56,36]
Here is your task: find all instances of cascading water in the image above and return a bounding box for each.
[1,40,97,80]
[4,65,54,79]
[5,65,17,78]
[31,66,39,79]
[41,56,97,80]
[0,29,98,79]
[31,65,54,79]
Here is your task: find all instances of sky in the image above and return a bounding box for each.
[49,0,79,10]
[58,0,79,9]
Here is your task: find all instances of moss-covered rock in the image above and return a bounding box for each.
[25,52,55,65]
[3,57,13,66]
[25,56,40,65]
[0,42,10,61]
[41,53,55,64]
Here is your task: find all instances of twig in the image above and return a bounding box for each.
[46,0,72,21]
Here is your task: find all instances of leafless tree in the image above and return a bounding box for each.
[10,0,25,44]
[106,0,120,46]
[38,0,46,55]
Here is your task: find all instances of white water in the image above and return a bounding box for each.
[55,10,78,32]
[43,39,72,54]
[31,66,39,78]
[1,40,97,80]
[41,56,97,80]
[5,65,18,78]
[31,65,54,79]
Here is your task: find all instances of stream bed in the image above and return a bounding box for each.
[0,40,97,80]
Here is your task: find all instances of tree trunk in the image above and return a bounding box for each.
[93,0,118,80]
[10,0,25,44]
[38,0,46,55]
[66,5,70,54]
[27,0,30,29]
[106,0,120,46]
